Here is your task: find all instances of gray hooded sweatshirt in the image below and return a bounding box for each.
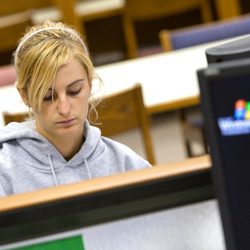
[0,121,150,196]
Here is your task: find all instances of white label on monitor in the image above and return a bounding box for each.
[218,117,250,136]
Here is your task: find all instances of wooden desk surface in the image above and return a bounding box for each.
[0,154,211,212]
[0,37,242,126]
[93,37,240,114]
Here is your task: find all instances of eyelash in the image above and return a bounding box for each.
[43,88,82,102]
[68,89,81,96]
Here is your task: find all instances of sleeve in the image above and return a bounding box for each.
[119,143,152,171]
[0,184,7,197]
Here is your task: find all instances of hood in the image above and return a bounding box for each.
[0,120,104,172]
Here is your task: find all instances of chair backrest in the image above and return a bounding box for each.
[3,85,156,164]
[92,84,155,164]
[3,112,30,125]
[50,0,84,35]
[0,11,33,52]
[0,1,52,64]
[122,0,213,58]
[0,0,83,37]
[159,14,250,52]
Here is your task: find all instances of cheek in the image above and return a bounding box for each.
[78,95,90,112]
[79,87,91,105]
[35,104,54,121]
[77,93,91,117]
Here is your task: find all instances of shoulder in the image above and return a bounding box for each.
[100,136,151,170]
[84,122,151,171]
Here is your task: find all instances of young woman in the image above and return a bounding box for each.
[0,21,150,196]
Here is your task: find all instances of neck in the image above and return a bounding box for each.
[36,126,85,161]
[52,134,84,161]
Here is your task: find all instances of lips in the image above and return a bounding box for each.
[56,118,76,126]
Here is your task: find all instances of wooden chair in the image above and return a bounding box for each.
[49,0,125,51]
[3,112,30,125]
[159,14,250,52]
[0,11,33,53]
[159,14,250,157]
[50,0,84,35]
[214,0,241,19]
[92,84,155,164]
[122,0,213,59]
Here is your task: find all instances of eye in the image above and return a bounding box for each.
[43,91,53,102]
[67,87,82,96]
[43,89,58,102]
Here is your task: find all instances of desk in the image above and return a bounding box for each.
[0,37,240,127]
[94,37,243,114]
[32,0,125,24]
[0,155,214,247]
[0,155,211,212]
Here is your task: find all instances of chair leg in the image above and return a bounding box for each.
[122,14,138,58]
[184,138,193,158]
[201,128,209,154]
[177,108,209,158]
[176,109,194,158]
[201,0,213,23]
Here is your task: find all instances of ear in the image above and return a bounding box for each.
[17,87,30,107]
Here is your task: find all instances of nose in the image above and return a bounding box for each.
[56,96,71,116]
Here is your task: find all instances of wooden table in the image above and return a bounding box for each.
[95,37,244,114]
[0,37,241,126]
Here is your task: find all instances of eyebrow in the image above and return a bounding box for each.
[68,79,85,87]
[48,79,85,91]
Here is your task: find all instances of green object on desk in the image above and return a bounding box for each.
[12,235,84,250]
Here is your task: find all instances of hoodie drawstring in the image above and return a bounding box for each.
[84,158,92,179]
[47,155,91,184]
[47,155,59,186]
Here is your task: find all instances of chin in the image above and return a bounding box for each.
[57,122,83,135]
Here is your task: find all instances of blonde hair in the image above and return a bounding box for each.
[14,20,101,119]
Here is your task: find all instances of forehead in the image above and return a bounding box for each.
[57,58,85,73]
[54,58,87,85]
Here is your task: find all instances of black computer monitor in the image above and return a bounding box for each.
[205,35,250,64]
[0,164,215,250]
[198,58,250,250]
